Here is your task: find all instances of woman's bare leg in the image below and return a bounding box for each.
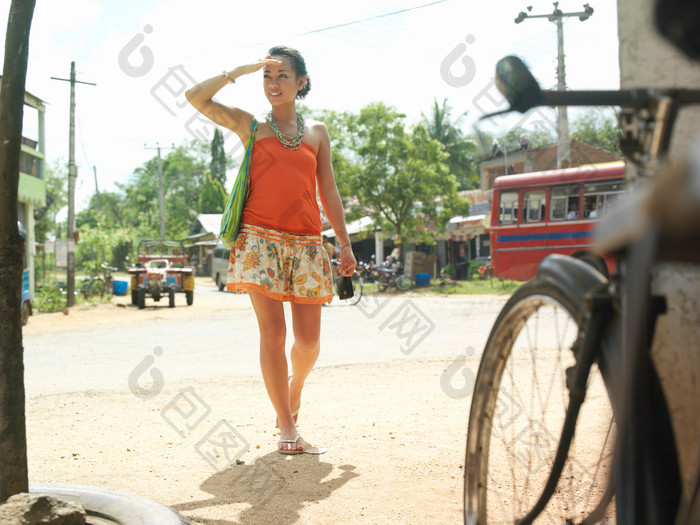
[248,291,301,452]
[288,302,322,423]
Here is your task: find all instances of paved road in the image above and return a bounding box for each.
[23,279,509,399]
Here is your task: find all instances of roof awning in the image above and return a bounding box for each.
[323,216,375,238]
[447,214,487,230]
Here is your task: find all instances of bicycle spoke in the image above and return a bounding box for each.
[467,283,616,524]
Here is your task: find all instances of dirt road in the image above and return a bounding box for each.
[22,278,509,524]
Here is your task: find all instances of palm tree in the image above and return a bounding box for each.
[421,98,480,190]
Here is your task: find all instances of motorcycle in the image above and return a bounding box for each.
[374,256,412,292]
[355,258,376,283]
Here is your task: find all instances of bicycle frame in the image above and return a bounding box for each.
[467,55,700,524]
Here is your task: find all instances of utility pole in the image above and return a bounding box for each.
[144,143,174,241]
[51,62,95,307]
[93,165,101,216]
[93,166,105,261]
[515,2,594,168]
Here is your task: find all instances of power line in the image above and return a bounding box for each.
[298,0,447,37]
[246,0,447,47]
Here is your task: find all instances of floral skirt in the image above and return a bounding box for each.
[226,224,333,304]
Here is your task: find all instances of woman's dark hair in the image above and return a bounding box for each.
[268,45,311,99]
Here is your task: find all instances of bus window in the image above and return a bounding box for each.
[523,189,546,222]
[498,190,519,224]
[550,184,579,221]
[584,180,625,218]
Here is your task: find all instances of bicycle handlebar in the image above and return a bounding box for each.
[490,56,700,116]
[538,88,700,109]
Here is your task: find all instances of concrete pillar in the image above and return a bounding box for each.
[374,234,384,264]
[618,0,700,494]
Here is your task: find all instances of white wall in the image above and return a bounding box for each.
[618,0,700,496]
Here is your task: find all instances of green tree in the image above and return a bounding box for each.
[309,108,361,210]
[117,159,160,235]
[570,109,621,156]
[209,128,227,187]
[116,141,207,240]
[345,103,469,245]
[34,159,68,243]
[199,169,227,213]
[161,142,207,237]
[421,98,481,190]
[499,126,555,152]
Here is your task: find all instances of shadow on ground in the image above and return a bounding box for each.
[172,450,359,524]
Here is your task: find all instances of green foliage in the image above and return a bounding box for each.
[441,262,455,279]
[468,259,484,279]
[308,107,359,210]
[429,278,520,295]
[75,220,131,271]
[315,103,470,245]
[199,169,227,213]
[209,128,228,187]
[34,159,68,243]
[499,126,555,152]
[570,108,621,156]
[34,285,65,313]
[161,142,207,237]
[421,98,481,190]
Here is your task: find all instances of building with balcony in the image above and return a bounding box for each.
[2,77,47,297]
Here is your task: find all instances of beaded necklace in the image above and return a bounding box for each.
[267,111,305,151]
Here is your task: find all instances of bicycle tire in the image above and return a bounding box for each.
[465,268,617,524]
[91,278,105,298]
[396,274,412,291]
[137,288,146,310]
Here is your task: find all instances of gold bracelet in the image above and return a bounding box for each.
[222,70,235,84]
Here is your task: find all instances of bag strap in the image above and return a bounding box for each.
[241,118,258,172]
[248,118,258,144]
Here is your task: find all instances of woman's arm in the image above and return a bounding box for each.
[184,59,280,139]
[314,122,357,276]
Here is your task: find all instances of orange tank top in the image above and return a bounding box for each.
[241,137,321,235]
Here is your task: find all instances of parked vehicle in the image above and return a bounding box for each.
[490,162,625,281]
[18,221,32,325]
[128,240,195,309]
[374,256,412,292]
[355,258,376,283]
[21,268,32,325]
[211,241,230,291]
[79,262,116,299]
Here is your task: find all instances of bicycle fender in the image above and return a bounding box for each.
[537,254,608,304]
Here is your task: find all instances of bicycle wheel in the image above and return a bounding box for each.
[465,277,616,524]
[91,278,105,297]
[396,274,412,291]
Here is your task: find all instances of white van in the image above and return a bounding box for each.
[211,241,230,291]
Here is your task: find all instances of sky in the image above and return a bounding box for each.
[0,0,620,214]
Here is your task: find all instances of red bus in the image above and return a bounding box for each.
[490,162,626,282]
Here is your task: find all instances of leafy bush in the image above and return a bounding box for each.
[34,285,65,313]
[468,259,484,279]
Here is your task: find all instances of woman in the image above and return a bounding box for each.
[186,46,356,454]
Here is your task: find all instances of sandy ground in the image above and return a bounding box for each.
[22,279,497,525]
